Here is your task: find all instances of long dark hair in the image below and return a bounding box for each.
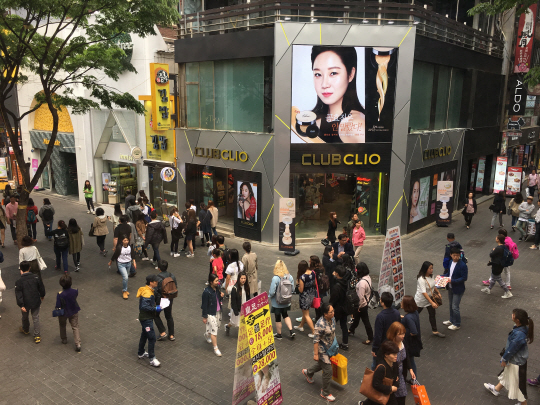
[28,198,35,207]
[513,308,534,343]
[114,203,123,217]
[83,180,91,191]
[297,260,309,281]
[323,245,333,258]
[309,255,323,271]
[236,271,251,298]
[417,261,434,279]
[239,182,254,201]
[67,218,80,233]
[514,193,524,204]
[310,46,365,119]
[329,211,337,226]
[341,254,355,272]
[230,248,240,271]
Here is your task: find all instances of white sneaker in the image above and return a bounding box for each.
[149,358,161,367]
[484,383,500,396]
[173,253,181,258]
[481,287,491,294]
[448,325,460,330]
[296,317,302,322]
[214,347,222,357]
[187,254,194,258]
[87,210,91,214]
[442,320,452,326]
[142,257,150,261]
[294,326,304,332]
[138,352,149,359]
[502,291,513,299]
[170,252,174,257]
[204,333,212,344]
[308,333,315,338]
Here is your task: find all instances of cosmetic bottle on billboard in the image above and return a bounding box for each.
[295,111,319,138]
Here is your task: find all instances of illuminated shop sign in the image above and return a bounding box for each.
[301,153,381,166]
[150,63,171,131]
[194,147,249,162]
[422,146,452,161]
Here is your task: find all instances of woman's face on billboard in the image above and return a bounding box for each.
[241,184,250,199]
[412,181,420,207]
[312,51,355,111]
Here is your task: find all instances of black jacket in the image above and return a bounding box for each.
[201,286,222,318]
[463,198,477,214]
[15,272,45,309]
[185,219,197,236]
[492,194,507,214]
[331,241,355,260]
[489,244,505,275]
[329,271,351,319]
[144,220,168,246]
[46,228,70,249]
[322,255,336,288]
[231,284,251,316]
[363,359,399,405]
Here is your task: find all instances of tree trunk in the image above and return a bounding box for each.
[16,190,30,247]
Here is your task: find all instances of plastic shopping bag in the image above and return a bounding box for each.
[412,381,431,405]
[330,354,348,385]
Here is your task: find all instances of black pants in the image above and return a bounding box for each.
[464,213,474,227]
[27,222,37,239]
[202,232,210,245]
[96,235,106,251]
[141,245,148,258]
[528,186,536,199]
[10,222,16,241]
[335,314,348,345]
[154,298,174,337]
[396,396,406,405]
[349,305,374,341]
[72,252,80,266]
[170,237,180,253]
[418,305,438,332]
[535,221,540,246]
[85,197,94,211]
[519,362,528,400]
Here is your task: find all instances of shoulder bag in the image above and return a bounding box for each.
[89,223,95,237]
[311,273,321,309]
[359,364,393,404]
[36,247,47,271]
[426,279,443,306]
[52,297,65,317]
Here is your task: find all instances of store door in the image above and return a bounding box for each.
[148,165,178,217]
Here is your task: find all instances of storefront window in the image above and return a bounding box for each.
[105,162,137,206]
[410,61,434,131]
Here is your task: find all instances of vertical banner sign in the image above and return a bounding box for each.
[509,75,528,115]
[31,159,39,189]
[514,4,537,73]
[436,181,453,226]
[279,198,296,252]
[378,226,404,306]
[0,158,7,178]
[494,157,508,193]
[149,63,171,131]
[506,167,523,196]
[233,293,283,405]
[475,157,486,192]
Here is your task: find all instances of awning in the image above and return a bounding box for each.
[94,110,138,158]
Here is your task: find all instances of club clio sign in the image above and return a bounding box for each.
[422,146,452,161]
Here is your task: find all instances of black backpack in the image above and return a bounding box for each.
[55,231,69,249]
[42,208,54,221]
[344,270,360,315]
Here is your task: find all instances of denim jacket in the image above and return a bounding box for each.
[201,286,222,318]
[501,325,529,365]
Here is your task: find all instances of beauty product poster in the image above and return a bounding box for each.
[278,198,296,252]
[237,181,258,224]
[290,45,398,144]
[435,181,453,226]
[493,157,507,193]
[409,176,430,224]
[475,157,486,192]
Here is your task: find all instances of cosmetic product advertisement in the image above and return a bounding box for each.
[475,157,486,192]
[290,45,398,144]
[278,198,296,253]
[237,181,258,226]
[378,226,404,306]
[435,180,453,226]
[493,157,508,193]
[506,167,523,196]
[409,176,430,224]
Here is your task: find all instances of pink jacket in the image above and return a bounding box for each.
[352,226,366,246]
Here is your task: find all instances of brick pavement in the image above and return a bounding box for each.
[0,191,539,404]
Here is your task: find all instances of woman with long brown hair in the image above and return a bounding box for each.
[185,209,199,258]
[294,260,316,338]
[327,212,339,243]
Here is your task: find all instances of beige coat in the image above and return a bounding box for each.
[93,216,109,236]
[208,206,219,228]
[242,252,258,293]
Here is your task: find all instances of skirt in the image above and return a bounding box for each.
[499,362,527,402]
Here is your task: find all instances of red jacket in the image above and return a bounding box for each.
[26,206,38,224]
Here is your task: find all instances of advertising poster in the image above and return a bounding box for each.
[291,45,398,144]
[238,180,258,225]
[409,176,429,224]
[160,167,175,182]
[475,157,486,192]
[278,198,296,252]
[203,168,214,206]
[435,181,453,226]
[232,315,257,405]
[101,172,111,191]
[494,157,508,193]
[514,4,537,73]
[469,162,477,191]
[506,167,523,196]
[0,158,7,178]
[378,226,404,306]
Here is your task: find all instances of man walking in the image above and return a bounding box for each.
[442,247,468,330]
[6,195,18,244]
[371,291,400,368]
[516,195,535,241]
[154,260,177,341]
[136,274,162,367]
[145,211,168,269]
[15,261,45,344]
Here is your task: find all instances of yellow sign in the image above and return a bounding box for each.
[195,147,249,162]
[301,153,381,166]
[43,139,60,146]
[144,100,175,162]
[149,63,171,131]
[423,146,452,161]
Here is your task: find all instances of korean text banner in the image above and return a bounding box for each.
[378,226,404,306]
[514,5,537,73]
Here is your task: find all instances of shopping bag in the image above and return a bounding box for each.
[527,219,536,236]
[330,353,348,385]
[412,381,431,405]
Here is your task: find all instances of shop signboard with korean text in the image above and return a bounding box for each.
[435,181,453,226]
[279,198,296,252]
[493,157,508,193]
[149,63,171,131]
[506,167,523,196]
[475,157,486,192]
[514,4,537,73]
[144,100,175,163]
[378,226,404,306]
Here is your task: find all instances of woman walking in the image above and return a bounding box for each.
[19,236,43,282]
[224,271,251,335]
[198,203,212,246]
[83,180,94,214]
[509,193,524,232]
[327,212,339,244]
[0,204,7,247]
[348,262,374,345]
[401,295,422,379]
[484,308,534,405]
[463,192,477,229]
[481,234,513,298]
[93,208,110,257]
[26,198,39,241]
[208,200,219,236]
[46,220,70,273]
[224,249,243,295]
[414,261,445,338]
[268,260,295,340]
[202,273,224,357]
[241,241,259,297]
[56,274,81,352]
[294,260,316,338]
[352,220,366,264]
[112,203,122,230]
[169,207,182,258]
[67,219,83,272]
[528,168,538,198]
[135,212,149,261]
[491,191,507,229]
[359,340,400,405]
[184,209,199,258]
[38,198,55,241]
[108,235,137,300]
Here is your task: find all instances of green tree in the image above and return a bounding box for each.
[0,0,179,244]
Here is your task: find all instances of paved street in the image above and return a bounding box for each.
[0,192,539,405]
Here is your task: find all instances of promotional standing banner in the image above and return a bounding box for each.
[475,157,486,192]
[378,226,404,306]
[232,293,283,405]
[514,4,537,73]
[0,158,7,178]
[493,157,508,193]
[435,181,453,226]
[31,159,39,189]
[279,198,296,252]
[506,167,523,196]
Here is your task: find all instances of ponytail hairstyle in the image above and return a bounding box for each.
[513,308,534,344]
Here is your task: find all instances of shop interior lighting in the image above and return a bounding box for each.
[284,17,291,20]
[388,21,394,24]
[362,19,369,23]
[337,19,343,22]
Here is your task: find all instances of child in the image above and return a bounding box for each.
[15,261,46,343]
[56,274,81,351]
[212,249,224,286]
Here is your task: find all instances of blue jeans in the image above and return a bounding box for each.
[43,220,53,240]
[117,261,133,291]
[151,242,161,263]
[138,319,156,359]
[211,227,217,236]
[447,288,464,327]
[511,216,518,227]
[516,220,528,239]
[54,246,68,272]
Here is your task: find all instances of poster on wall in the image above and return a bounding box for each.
[378,226,404,306]
[506,167,523,196]
[290,45,398,144]
[435,181,453,226]
[475,157,486,192]
[0,158,7,178]
[237,180,258,226]
[203,167,214,206]
[408,176,429,224]
[31,159,39,189]
[493,157,508,193]
[279,198,296,252]
[514,4,537,73]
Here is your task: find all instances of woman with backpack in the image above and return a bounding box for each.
[484,308,534,405]
[83,180,94,214]
[198,203,212,246]
[481,234,513,299]
[112,203,122,230]
[169,207,182,258]
[46,220,70,273]
[26,198,39,241]
[491,191,507,229]
[414,261,445,338]
[67,219,83,272]
[509,193,524,232]
[268,260,295,340]
[224,271,250,335]
[108,235,136,300]
[39,198,55,241]
[348,262,374,345]
[93,208,110,257]
[154,260,177,341]
[19,236,44,282]
[294,260,316,338]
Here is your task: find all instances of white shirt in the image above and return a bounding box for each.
[448,261,457,288]
[414,276,436,307]
[169,215,182,229]
[118,246,132,263]
[190,205,197,212]
[19,246,38,263]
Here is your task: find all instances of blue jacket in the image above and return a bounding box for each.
[443,241,462,270]
[502,325,529,365]
[268,274,294,309]
[442,259,468,295]
[201,286,222,318]
[331,241,355,261]
[55,288,80,318]
[372,308,401,353]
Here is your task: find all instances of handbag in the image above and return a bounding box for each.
[359,365,393,405]
[89,223,95,237]
[321,238,330,246]
[412,380,431,405]
[198,229,204,239]
[311,273,321,309]
[52,297,65,317]
[0,269,6,292]
[36,247,47,271]
[488,204,495,211]
[426,279,443,306]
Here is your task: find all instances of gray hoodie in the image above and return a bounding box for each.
[38,204,55,220]
[126,205,141,223]
[518,201,535,220]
